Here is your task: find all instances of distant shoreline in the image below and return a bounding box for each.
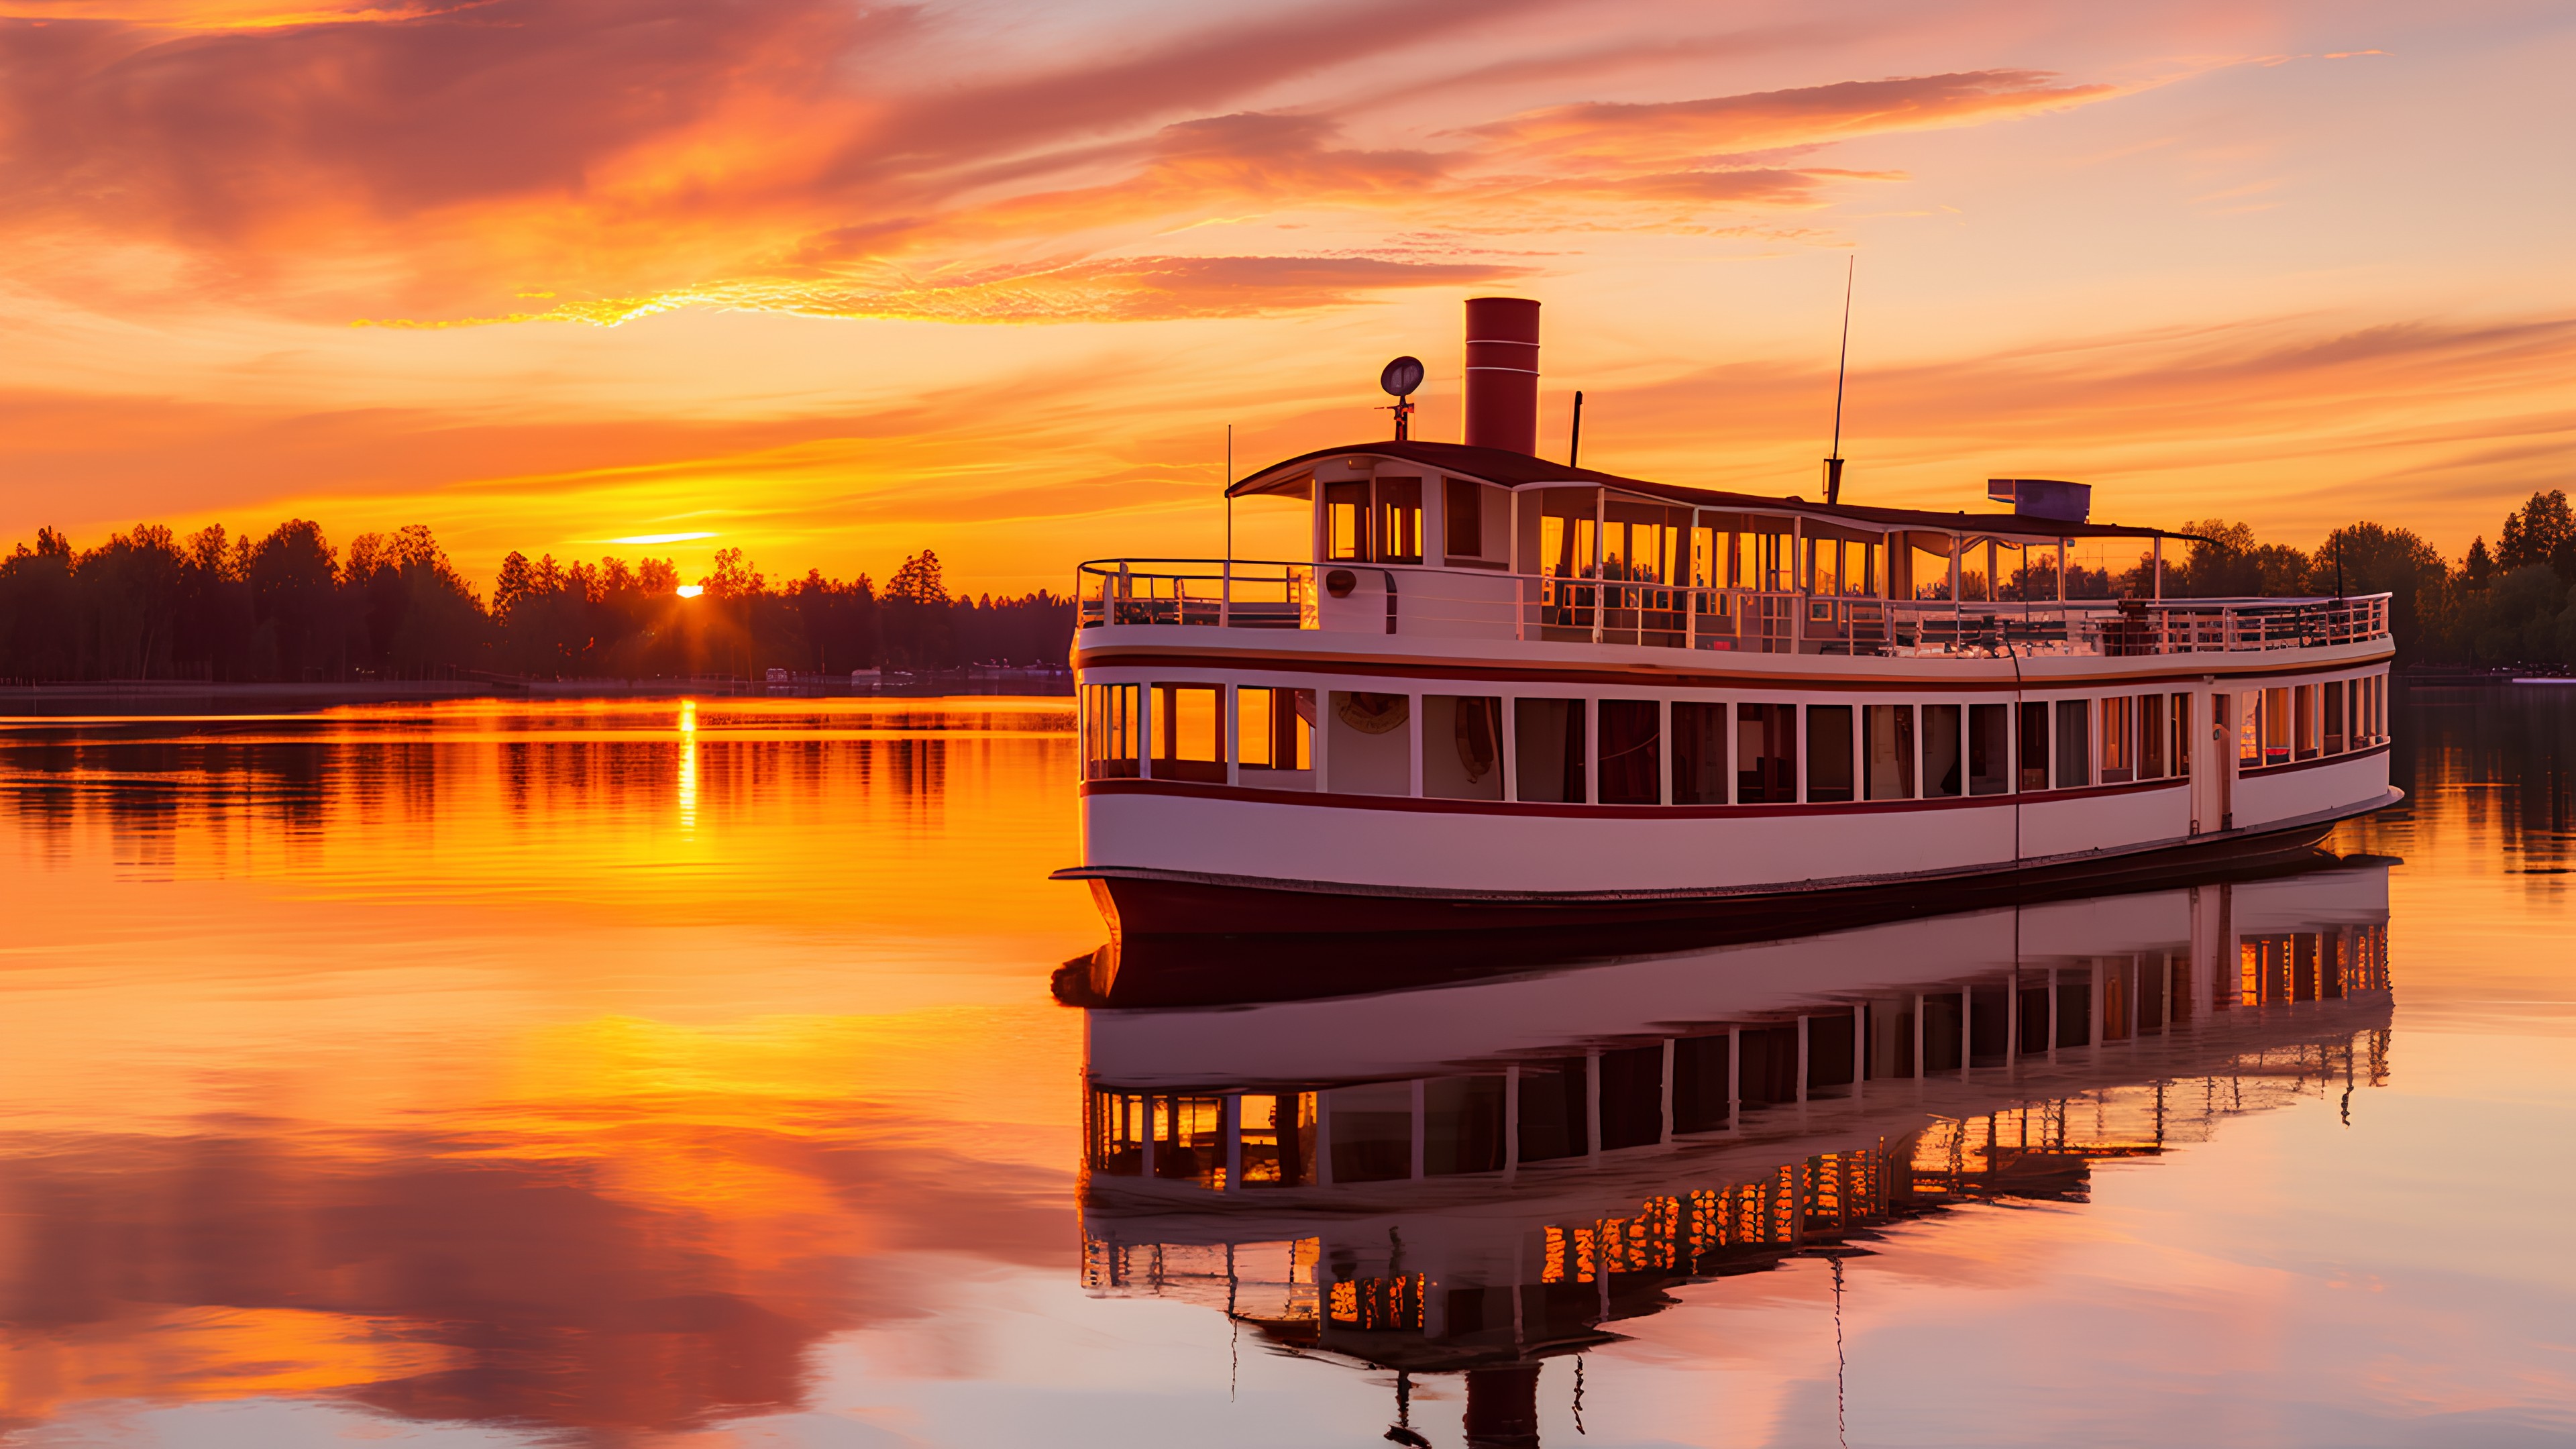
[0,673,1073,716]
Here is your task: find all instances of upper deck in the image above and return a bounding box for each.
[1077,439,2391,664]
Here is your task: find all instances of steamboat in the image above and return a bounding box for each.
[1057,299,2398,936]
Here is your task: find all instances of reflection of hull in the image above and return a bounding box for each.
[1075,858,2396,1390]
[1073,791,2394,941]
[1065,838,2394,1010]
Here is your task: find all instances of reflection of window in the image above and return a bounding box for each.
[1237,1092,1316,1187]
[1327,1081,1412,1183]
[1671,702,1729,804]
[1597,699,1661,804]
[1424,1076,1505,1175]
[1152,684,1223,783]
[1672,1034,1732,1132]
[1237,686,1313,773]
[1081,684,1139,780]
[1516,1059,1589,1162]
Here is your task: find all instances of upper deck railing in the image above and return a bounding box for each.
[1075,559,2392,658]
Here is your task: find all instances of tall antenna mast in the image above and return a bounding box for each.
[1824,256,1854,506]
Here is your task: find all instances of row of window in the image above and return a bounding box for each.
[1085,927,2388,1188]
[1080,675,2388,804]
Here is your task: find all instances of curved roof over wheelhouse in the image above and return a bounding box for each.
[1227,438,2191,546]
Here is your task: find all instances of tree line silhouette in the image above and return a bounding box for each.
[4,493,2575,683]
[0,521,1070,682]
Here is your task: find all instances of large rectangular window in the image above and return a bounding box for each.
[1513,698,1585,803]
[2138,694,2166,780]
[1807,704,1855,802]
[1152,684,1224,783]
[1923,704,1964,798]
[1376,476,1424,565]
[1082,683,1140,780]
[1864,704,1915,800]
[1737,703,1796,802]
[1325,480,1369,562]
[1671,701,1729,804]
[1444,477,1483,560]
[2100,696,2135,783]
[2055,699,2090,788]
[1424,694,1503,800]
[2019,701,2050,791]
[2323,680,2347,754]
[1238,686,1313,777]
[1969,703,2010,796]
[1597,699,1662,804]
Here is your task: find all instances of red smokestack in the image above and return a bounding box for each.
[1463,297,1539,455]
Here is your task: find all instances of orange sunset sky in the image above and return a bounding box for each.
[1,0,2567,595]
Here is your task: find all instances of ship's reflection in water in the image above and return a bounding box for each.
[1075,860,2394,1446]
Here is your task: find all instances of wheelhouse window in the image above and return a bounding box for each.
[1325,480,1370,562]
[2100,696,2135,783]
[1513,698,1586,802]
[1424,695,1503,800]
[1737,703,1796,802]
[1081,683,1140,780]
[1152,684,1223,783]
[1923,704,1965,797]
[1672,702,1729,804]
[1807,704,1855,802]
[1443,478,1484,562]
[1864,704,1916,800]
[1238,686,1313,777]
[1597,699,1662,804]
[1375,477,1424,564]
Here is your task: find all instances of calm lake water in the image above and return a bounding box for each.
[0,693,2569,1448]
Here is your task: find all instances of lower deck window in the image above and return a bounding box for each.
[1081,683,1139,780]
[1514,698,1586,802]
[1864,704,1915,800]
[2324,680,2347,753]
[1671,702,1729,803]
[1152,684,1224,783]
[2019,702,2049,791]
[1238,686,1313,776]
[2100,696,2135,783]
[1597,699,1662,804]
[1970,703,2010,795]
[1424,695,1503,800]
[2054,699,2090,788]
[2139,694,2166,778]
[1737,704,1796,802]
[1807,704,1854,802]
[1924,704,1964,797]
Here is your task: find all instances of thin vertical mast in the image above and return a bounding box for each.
[1825,256,1854,505]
